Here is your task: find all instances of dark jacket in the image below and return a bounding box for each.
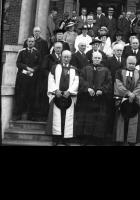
[106,17,117,41]
[95,14,108,28]
[86,50,107,66]
[122,45,140,65]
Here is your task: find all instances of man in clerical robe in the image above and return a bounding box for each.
[114,55,140,146]
[47,50,79,145]
[75,52,112,145]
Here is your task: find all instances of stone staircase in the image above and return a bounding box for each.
[2,120,53,146]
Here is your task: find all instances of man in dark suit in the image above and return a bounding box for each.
[71,42,89,72]
[86,38,107,66]
[77,8,87,34]
[118,11,131,43]
[106,7,117,42]
[36,42,63,121]
[107,43,125,83]
[95,6,108,28]
[86,14,99,38]
[23,27,49,63]
[122,37,140,65]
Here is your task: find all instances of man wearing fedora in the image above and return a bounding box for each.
[106,7,117,42]
[114,55,140,146]
[86,37,107,66]
[75,25,92,53]
[47,50,79,145]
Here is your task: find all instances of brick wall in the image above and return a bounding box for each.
[3,0,22,45]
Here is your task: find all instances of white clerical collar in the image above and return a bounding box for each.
[63,63,69,67]
[126,70,133,77]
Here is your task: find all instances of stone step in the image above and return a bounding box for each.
[4,128,52,142]
[9,120,47,130]
[2,139,53,146]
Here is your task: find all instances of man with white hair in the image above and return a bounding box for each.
[24,26,49,61]
[107,43,125,83]
[71,42,89,72]
[75,51,112,145]
[47,50,79,145]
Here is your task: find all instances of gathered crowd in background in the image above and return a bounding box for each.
[13,5,140,146]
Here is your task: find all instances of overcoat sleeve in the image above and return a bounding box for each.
[16,50,28,71]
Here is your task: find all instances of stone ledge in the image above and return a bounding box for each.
[1,86,15,96]
[4,45,23,52]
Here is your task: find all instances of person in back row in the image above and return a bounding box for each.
[75,25,92,53]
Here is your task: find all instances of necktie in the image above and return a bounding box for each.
[133,50,137,55]
[118,57,121,64]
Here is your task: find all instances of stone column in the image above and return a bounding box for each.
[35,0,50,40]
[64,0,74,17]
[18,0,34,44]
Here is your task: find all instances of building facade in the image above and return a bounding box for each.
[1,0,140,138]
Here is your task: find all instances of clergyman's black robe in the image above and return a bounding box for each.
[75,64,112,140]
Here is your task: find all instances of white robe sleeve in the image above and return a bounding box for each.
[68,75,79,95]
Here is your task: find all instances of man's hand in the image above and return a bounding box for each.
[128,92,135,103]
[96,90,103,96]
[88,88,95,97]
[63,91,70,99]
[55,90,62,98]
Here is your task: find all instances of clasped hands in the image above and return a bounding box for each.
[88,88,103,97]
[55,90,70,99]
[128,92,136,103]
[26,67,34,75]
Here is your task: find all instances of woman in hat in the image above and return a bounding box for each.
[75,51,112,145]
[112,32,125,48]
[114,55,140,146]
[63,21,78,53]
[99,28,113,57]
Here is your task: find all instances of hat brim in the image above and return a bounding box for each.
[90,41,102,45]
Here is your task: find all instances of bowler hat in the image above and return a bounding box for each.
[65,21,75,28]
[108,7,114,13]
[116,31,123,37]
[54,96,72,110]
[54,29,65,35]
[120,99,139,119]
[90,38,102,45]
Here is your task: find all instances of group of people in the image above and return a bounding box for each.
[13,6,140,146]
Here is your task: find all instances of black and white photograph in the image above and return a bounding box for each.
[1,0,140,146]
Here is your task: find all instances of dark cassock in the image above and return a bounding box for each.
[35,53,62,120]
[75,64,112,142]
[47,63,79,139]
[71,51,89,72]
[14,47,41,120]
[24,37,49,62]
[86,50,107,66]
[114,69,140,144]
[106,55,125,135]
[122,45,140,65]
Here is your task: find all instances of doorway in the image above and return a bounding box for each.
[79,0,127,18]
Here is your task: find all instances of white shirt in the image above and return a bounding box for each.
[87,24,93,28]
[81,15,87,22]
[133,49,139,54]
[75,34,92,53]
[115,56,121,63]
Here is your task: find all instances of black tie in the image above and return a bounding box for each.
[134,50,137,55]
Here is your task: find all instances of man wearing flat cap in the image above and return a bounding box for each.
[114,55,140,146]
[47,50,79,145]
[106,7,117,42]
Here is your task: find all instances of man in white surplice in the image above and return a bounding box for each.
[47,50,79,142]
